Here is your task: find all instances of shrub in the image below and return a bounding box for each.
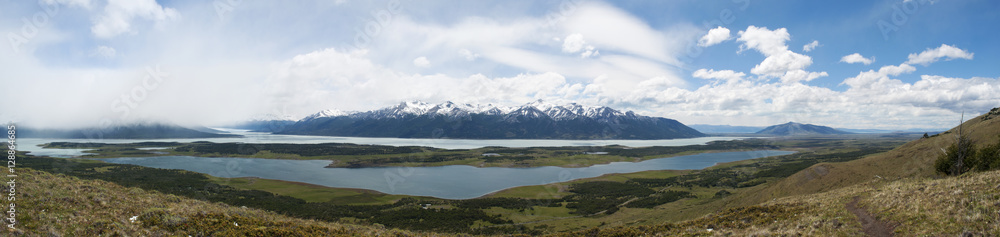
[971,139,1000,172]
[714,190,732,198]
[935,135,976,176]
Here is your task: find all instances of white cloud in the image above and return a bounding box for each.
[625,64,999,129]
[579,46,598,58]
[458,49,480,61]
[372,4,693,92]
[413,56,430,67]
[750,51,813,77]
[905,44,974,66]
[737,26,826,83]
[562,33,598,58]
[738,26,791,56]
[91,0,179,38]
[840,63,917,92]
[692,69,744,81]
[265,48,588,116]
[560,2,696,65]
[698,26,731,47]
[562,33,587,53]
[3,0,990,131]
[91,45,117,59]
[780,70,828,84]
[42,0,92,8]
[802,40,820,52]
[879,63,917,76]
[840,53,874,65]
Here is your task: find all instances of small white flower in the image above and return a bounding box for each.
[129,216,139,223]
[234,222,239,226]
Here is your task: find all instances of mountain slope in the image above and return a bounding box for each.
[755,122,852,136]
[20,123,241,139]
[742,108,1000,204]
[279,100,704,139]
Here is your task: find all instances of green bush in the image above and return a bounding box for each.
[966,139,1000,172]
[935,135,978,175]
[977,141,1000,171]
[714,190,732,198]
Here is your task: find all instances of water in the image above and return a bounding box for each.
[17,129,752,157]
[98,150,795,199]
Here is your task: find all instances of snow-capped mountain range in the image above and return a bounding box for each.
[301,109,350,121]
[300,100,636,122]
[280,100,704,140]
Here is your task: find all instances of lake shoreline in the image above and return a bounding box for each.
[95,150,796,199]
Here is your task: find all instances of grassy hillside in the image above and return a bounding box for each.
[552,168,1000,236]
[739,109,1000,204]
[2,168,449,236]
[11,151,997,236]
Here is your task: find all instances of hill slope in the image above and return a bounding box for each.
[743,108,1000,204]
[7,168,441,236]
[553,169,1000,236]
[756,122,852,136]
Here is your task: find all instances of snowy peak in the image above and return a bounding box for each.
[582,107,625,118]
[281,100,704,139]
[305,100,636,121]
[303,109,349,120]
[524,100,626,120]
[526,99,559,112]
[398,101,435,115]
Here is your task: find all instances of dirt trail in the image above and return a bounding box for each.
[846,196,897,237]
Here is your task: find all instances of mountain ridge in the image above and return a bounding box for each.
[755,122,852,136]
[279,100,704,139]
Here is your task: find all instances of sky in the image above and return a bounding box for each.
[1,0,998,130]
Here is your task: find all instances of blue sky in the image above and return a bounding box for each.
[1,0,998,129]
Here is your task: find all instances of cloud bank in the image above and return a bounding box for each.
[0,1,996,131]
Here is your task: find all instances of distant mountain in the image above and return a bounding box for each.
[224,113,299,133]
[689,124,765,134]
[278,100,704,139]
[755,122,852,136]
[20,123,242,139]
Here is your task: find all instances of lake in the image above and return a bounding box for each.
[98,150,795,199]
[17,129,752,157]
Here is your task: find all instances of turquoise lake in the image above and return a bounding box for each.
[98,150,795,199]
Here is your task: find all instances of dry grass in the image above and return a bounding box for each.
[547,169,1000,236]
[741,111,1000,205]
[546,110,1000,236]
[1,168,464,236]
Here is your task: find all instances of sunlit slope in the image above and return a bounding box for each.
[552,168,1000,236]
[744,108,1000,203]
[6,168,450,236]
